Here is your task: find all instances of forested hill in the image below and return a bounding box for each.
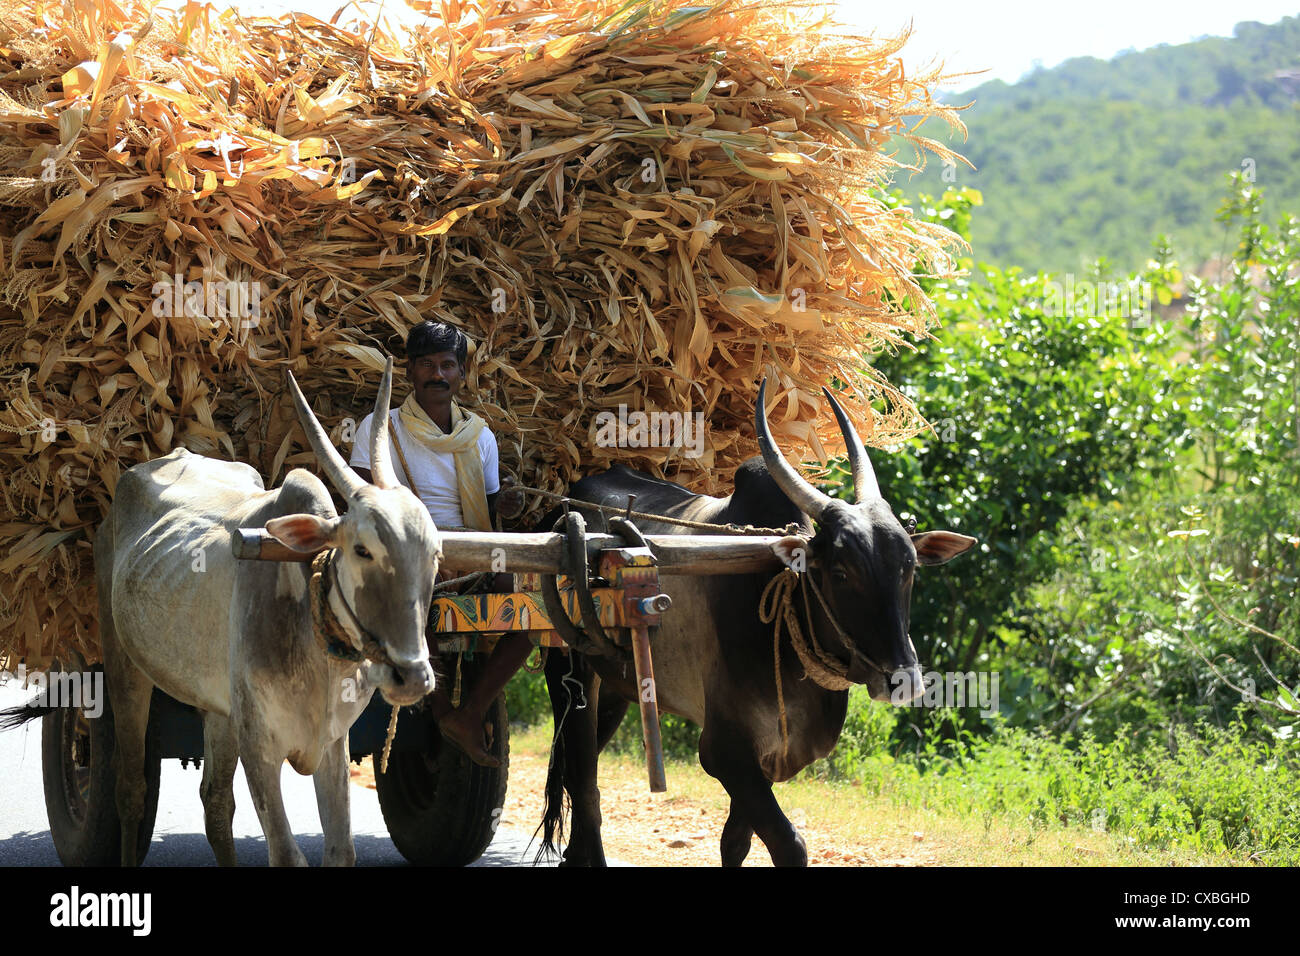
[901,16,1300,274]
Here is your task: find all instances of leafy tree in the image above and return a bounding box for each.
[824,187,1188,744]
[1028,174,1300,743]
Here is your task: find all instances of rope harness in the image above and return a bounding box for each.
[514,483,887,764]
[308,549,403,772]
[758,566,893,761]
[511,483,802,537]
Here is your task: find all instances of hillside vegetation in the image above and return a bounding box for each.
[903,16,1300,273]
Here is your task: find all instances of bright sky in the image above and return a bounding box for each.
[193,0,1299,91]
[831,1,1300,89]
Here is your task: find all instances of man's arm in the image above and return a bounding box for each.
[354,467,373,484]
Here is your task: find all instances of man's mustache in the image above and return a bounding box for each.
[424,381,450,389]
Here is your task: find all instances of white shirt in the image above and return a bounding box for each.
[349,409,500,530]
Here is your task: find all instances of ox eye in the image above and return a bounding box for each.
[831,567,849,583]
[354,544,373,560]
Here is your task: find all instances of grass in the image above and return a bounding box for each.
[508,676,1300,865]
[509,724,1246,866]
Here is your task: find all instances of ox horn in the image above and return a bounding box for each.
[368,357,400,490]
[285,368,367,499]
[821,386,882,503]
[755,377,833,520]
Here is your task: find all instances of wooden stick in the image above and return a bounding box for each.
[232,528,792,575]
[630,623,667,793]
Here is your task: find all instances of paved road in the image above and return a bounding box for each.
[0,682,593,867]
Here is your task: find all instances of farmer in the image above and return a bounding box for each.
[350,320,531,767]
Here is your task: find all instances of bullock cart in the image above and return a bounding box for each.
[38,517,787,866]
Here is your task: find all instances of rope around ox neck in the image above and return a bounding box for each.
[760,568,856,691]
[308,550,401,773]
[758,568,856,762]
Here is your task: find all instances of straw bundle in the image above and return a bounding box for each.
[0,0,965,667]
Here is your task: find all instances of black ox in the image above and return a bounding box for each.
[539,379,976,866]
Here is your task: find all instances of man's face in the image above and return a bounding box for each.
[407,350,465,402]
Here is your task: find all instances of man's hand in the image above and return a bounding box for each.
[353,466,374,485]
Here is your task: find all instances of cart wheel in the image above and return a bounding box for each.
[375,690,509,867]
[41,669,161,866]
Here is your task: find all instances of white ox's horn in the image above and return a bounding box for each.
[821,386,882,503]
[368,357,399,490]
[755,377,833,520]
[285,368,367,499]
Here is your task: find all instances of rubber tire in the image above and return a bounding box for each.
[41,671,161,867]
[375,685,509,867]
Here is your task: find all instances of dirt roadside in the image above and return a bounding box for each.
[350,731,939,867]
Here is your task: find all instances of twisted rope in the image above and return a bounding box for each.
[309,550,401,773]
[379,703,400,774]
[309,550,361,662]
[431,570,492,594]
[512,483,802,537]
[760,568,855,692]
[758,567,856,762]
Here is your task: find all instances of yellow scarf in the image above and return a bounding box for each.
[396,393,492,532]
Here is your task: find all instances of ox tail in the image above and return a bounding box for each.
[0,694,58,731]
[533,651,586,865]
[536,725,567,863]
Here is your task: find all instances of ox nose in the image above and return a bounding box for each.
[390,659,435,699]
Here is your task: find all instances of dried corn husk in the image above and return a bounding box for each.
[0,0,966,668]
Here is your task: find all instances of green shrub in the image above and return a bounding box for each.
[504,666,551,728]
[853,721,1300,863]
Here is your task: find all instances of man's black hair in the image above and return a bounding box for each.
[406,320,469,366]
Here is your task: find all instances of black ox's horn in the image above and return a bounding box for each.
[821,386,881,503]
[755,377,833,520]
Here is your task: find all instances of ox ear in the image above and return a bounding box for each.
[771,535,812,573]
[912,531,977,566]
[265,514,341,553]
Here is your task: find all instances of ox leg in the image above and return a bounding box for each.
[313,737,355,867]
[241,751,308,867]
[101,635,155,867]
[720,802,755,867]
[199,713,239,866]
[595,693,630,753]
[700,725,807,867]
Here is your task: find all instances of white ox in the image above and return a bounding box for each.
[95,360,439,865]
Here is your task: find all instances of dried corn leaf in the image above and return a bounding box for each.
[0,0,966,668]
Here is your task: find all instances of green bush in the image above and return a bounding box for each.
[804,686,899,779]
[504,665,551,728]
[821,718,1300,862]
[1007,176,1300,745]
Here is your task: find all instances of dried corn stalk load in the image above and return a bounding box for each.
[0,0,965,668]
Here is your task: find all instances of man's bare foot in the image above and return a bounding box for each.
[438,707,500,768]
